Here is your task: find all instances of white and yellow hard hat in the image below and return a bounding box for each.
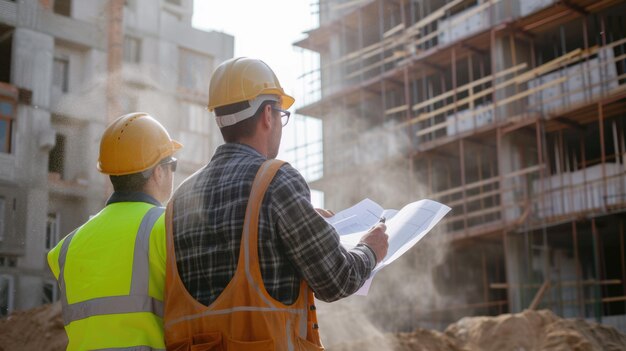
[207,57,294,127]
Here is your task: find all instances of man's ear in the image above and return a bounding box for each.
[151,164,164,183]
[260,104,273,129]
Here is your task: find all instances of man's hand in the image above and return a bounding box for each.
[315,208,335,218]
[359,223,389,264]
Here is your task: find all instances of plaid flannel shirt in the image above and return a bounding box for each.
[172,143,376,305]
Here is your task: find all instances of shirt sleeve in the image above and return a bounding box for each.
[272,164,376,302]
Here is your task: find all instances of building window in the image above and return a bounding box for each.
[42,280,58,304]
[0,26,12,84]
[179,49,212,94]
[123,36,141,63]
[186,104,210,133]
[0,274,13,317]
[0,197,4,242]
[0,99,14,153]
[53,0,71,16]
[53,58,69,93]
[178,104,211,165]
[280,115,324,182]
[0,256,17,268]
[48,134,66,179]
[45,213,59,250]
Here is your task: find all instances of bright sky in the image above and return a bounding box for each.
[192,0,316,106]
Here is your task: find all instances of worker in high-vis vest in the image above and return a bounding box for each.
[163,57,389,350]
[47,112,182,350]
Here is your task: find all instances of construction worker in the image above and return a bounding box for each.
[163,57,389,350]
[47,112,182,350]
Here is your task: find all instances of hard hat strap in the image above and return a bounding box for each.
[215,95,279,128]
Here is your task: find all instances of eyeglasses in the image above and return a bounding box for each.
[141,157,177,178]
[160,157,177,173]
[272,106,291,127]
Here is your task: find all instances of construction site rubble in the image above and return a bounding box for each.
[0,302,67,351]
[328,310,626,351]
[3,304,626,350]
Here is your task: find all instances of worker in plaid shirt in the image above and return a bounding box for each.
[170,58,388,309]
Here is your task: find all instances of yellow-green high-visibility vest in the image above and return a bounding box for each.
[48,202,167,351]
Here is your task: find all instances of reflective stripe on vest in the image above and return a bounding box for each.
[58,206,165,326]
[92,346,163,351]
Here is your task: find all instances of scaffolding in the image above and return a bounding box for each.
[296,0,626,329]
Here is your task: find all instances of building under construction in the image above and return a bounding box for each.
[295,0,626,331]
[0,0,232,316]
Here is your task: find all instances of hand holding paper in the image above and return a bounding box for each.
[358,222,388,264]
[325,198,451,295]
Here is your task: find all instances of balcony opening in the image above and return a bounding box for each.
[0,25,13,84]
[48,134,66,180]
[537,114,626,218]
[45,212,59,250]
[0,196,4,242]
[52,57,69,93]
[53,0,72,17]
[528,8,626,115]
[42,280,58,304]
[178,48,212,96]
[123,36,141,64]
[0,274,13,317]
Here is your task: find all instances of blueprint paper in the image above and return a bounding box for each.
[326,199,451,296]
[326,198,384,235]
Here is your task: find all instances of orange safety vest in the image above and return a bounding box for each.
[164,160,324,351]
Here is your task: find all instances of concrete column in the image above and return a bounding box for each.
[11,28,54,311]
[12,28,54,109]
[500,134,521,221]
[504,232,524,312]
[11,28,54,185]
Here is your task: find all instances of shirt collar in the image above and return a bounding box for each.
[215,143,266,159]
[106,191,162,207]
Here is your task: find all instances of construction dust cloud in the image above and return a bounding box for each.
[314,113,465,346]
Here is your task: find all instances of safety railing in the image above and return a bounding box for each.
[532,165,626,219]
[298,0,523,106]
[398,38,626,149]
[429,160,626,238]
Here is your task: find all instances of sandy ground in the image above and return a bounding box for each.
[1,304,626,351]
[0,302,67,351]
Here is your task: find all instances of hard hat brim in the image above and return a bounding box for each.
[171,140,183,152]
[281,94,295,110]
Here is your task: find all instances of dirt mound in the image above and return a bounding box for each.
[446,309,626,351]
[0,302,67,351]
[328,310,626,351]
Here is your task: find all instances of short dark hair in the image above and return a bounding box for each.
[109,173,150,192]
[218,100,276,143]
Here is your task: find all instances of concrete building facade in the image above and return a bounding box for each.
[296,0,626,332]
[0,0,233,315]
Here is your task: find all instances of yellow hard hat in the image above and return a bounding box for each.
[97,112,183,175]
[207,57,294,115]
